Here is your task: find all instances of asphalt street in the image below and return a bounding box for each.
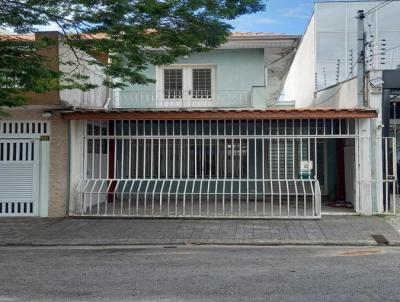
[0,245,400,302]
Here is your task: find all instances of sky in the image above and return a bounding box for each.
[229,0,318,34]
[12,0,341,35]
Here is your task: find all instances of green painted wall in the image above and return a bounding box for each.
[119,49,266,108]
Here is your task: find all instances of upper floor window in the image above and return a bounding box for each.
[163,69,183,99]
[192,68,212,99]
[158,65,215,102]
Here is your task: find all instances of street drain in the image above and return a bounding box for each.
[163,245,177,248]
[371,234,389,246]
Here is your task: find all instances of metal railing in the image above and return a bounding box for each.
[75,179,321,218]
[113,90,252,109]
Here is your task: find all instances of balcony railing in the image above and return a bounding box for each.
[112,90,252,109]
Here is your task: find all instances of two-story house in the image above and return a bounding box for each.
[1,24,390,219]
[61,32,378,219]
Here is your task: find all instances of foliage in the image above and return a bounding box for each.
[0,0,265,110]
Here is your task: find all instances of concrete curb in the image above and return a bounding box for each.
[1,239,400,247]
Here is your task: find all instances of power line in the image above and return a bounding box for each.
[315,56,361,106]
[318,41,400,106]
[364,0,394,16]
[316,1,396,106]
[367,43,400,60]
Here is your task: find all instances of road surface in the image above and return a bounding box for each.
[0,245,399,301]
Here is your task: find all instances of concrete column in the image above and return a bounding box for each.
[39,140,50,217]
[368,70,384,213]
[69,120,85,214]
[356,70,384,215]
[357,118,373,215]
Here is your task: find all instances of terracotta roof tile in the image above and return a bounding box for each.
[1,31,290,41]
[61,108,378,120]
[230,32,285,37]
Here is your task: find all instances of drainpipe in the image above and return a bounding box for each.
[102,55,113,110]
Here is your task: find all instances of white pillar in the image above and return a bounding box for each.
[356,118,373,215]
[368,70,384,213]
[39,139,50,217]
[356,70,384,215]
[69,120,85,213]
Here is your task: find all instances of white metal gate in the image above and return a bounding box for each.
[0,121,49,217]
[0,139,39,216]
[73,119,360,219]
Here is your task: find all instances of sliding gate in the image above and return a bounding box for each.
[74,119,358,218]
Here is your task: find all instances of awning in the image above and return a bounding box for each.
[61,108,378,120]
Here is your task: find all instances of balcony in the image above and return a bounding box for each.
[112,88,266,109]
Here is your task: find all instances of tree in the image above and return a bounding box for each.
[0,0,265,112]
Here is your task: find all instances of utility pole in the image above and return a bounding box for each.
[357,10,367,107]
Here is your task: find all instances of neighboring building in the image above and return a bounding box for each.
[0,32,107,217]
[1,2,397,219]
[281,0,400,108]
[280,0,400,216]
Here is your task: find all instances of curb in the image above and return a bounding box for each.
[1,240,399,247]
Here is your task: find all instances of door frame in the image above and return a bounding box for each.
[156,64,216,107]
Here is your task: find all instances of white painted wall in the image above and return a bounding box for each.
[59,39,108,108]
[279,15,316,108]
[69,120,85,213]
[314,1,400,90]
[314,77,358,108]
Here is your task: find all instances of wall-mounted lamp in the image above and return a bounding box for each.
[369,77,384,88]
[41,111,52,118]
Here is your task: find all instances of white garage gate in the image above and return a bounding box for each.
[0,121,49,217]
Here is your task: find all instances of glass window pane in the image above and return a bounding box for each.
[192,68,212,99]
[163,69,182,99]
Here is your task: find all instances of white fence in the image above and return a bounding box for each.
[71,119,362,218]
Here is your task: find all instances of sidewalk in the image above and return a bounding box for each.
[1,216,400,246]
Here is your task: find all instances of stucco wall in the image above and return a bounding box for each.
[59,39,108,108]
[279,15,316,108]
[120,49,266,108]
[314,77,358,109]
[3,107,69,217]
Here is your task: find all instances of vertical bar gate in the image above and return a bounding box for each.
[74,119,358,218]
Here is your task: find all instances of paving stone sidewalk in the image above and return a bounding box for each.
[1,216,400,246]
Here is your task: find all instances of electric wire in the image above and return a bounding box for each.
[364,0,394,16]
